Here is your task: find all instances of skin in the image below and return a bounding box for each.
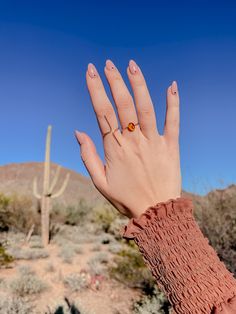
[75,59,181,219]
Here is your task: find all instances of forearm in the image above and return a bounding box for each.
[120,197,236,314]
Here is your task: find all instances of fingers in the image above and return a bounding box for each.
[75,130,108,193]
[104,60,140,141]
[126,60,159,139]
[86,63,123,148]
[163,81,180,143]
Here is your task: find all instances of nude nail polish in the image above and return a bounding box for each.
[171,81,178,95]
[88,63,98,78]
[129,60,139,75]
[75,130,83,144]
[106,59,116,70]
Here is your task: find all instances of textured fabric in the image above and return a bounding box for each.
[120,197,236,314]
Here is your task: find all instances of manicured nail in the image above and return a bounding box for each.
[129,60,139,75]
[75,130,83,144]
[171,81,178,95]
[106,59,116,71]
[88,63,98,78]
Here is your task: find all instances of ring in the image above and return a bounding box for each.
[121,122,139,132]
[102,115,139,146]
[102,115,122,146]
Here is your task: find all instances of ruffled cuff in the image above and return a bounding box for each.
[119,197,193,239]
[119,197,236,314]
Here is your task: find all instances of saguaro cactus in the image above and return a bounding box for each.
[33,125,70,247]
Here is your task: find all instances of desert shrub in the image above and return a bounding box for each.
[193,189,236,275]
[51,198,92,226]
[0,192,40,234]
[0,242,13,268]
[109,217,128,239]
[87,258,104,276]
[132,285,170,314]
[63,273,89,292]
[51,225,94,245]
[18,265,35,276]
[2,231,25,247]
[7,246,49,260]
[97,232,117,245]
[107,243,123,254]
[91,251,109,263]
[91,202,119,233]
[108,247,156,291]
[29,235,44,248]
[9,270,48,296]
[87,251,109,276]
[58,245,76,263]
[0,295,36,314]
[0,193,11,232]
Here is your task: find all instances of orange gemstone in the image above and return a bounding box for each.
[128,122,135,131]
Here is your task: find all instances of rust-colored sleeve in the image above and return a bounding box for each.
[119,197,236,314]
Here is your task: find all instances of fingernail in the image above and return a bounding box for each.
[88,63,98,78]
[171,81,178,95]
[75,130,83,144]
[106,59,116,71]
[129,60,139,75]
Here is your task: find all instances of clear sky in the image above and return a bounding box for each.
[0,0,236,195]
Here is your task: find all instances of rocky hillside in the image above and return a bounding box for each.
[0,161,235,210]
[0,162,107,208]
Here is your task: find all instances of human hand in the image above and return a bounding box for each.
[75,60,181,219]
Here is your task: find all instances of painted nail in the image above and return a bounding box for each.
[88,63,98,78]
[106,59,116,71]
[171,81,178,95]
[129,60,139,75]
[75,130,83,144]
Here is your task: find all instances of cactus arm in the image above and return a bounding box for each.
[48,165,61,195]
[51,173,70,199]
[33,177,41,199]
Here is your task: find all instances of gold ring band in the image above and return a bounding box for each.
[102,115,139,146]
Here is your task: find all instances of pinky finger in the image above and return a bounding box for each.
[163,81,180,142]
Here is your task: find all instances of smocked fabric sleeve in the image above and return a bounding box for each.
[119,197,236,314]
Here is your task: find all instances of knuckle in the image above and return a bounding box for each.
[138,107,153,116]
[117,96,133,110]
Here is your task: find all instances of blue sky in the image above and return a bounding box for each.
[0,0,236,195]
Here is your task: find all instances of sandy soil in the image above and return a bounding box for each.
[0,240,142,313]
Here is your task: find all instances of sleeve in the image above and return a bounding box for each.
[119,197,236,314]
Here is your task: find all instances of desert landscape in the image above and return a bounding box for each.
[0,160,236,314]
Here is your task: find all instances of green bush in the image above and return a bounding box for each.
[0,242,13,268]
[91,202,119,233]
[0,192,40,234]
[193,189,236,275]
[108,246,156,291]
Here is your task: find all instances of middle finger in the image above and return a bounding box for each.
[104,60,140,140]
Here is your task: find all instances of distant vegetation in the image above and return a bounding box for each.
[0,184,236,313]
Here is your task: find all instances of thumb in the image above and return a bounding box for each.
[75,130,107,193]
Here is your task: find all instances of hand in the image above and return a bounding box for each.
[75,59,181,219]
